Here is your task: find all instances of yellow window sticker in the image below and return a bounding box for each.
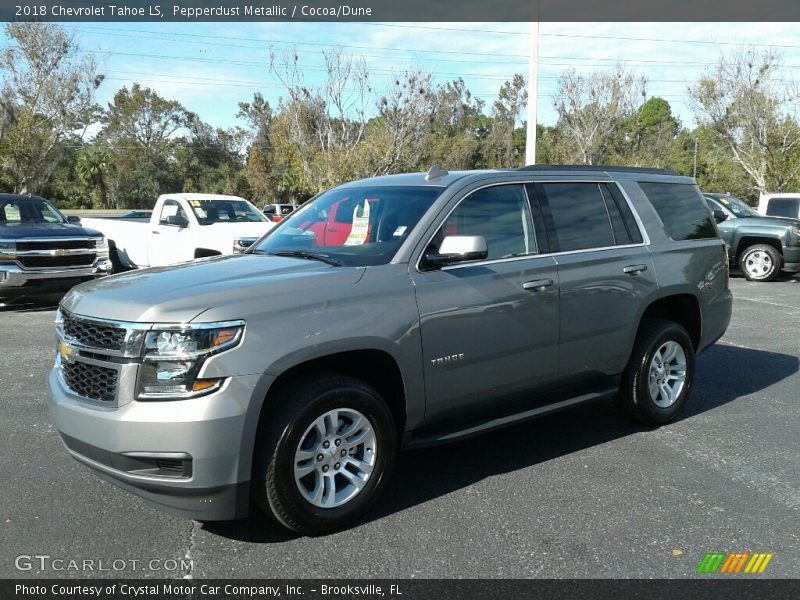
[344,200,370,246]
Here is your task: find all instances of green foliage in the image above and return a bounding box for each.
[2,35,800,208]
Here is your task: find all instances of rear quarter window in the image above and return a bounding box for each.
[765,198,800,218]
[638,182,717,241]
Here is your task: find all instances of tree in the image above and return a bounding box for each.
[76,145,114,208]
[0,22,103,193]
[102,83,195,162]
[99,84,194,207]
[689,47,800,195]
[369,71,436,176]
[491,74,528,167]
[238,93,278,202]
[553,66,646,165]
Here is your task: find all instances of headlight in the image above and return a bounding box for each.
[233,237,257,254]
[0,241,16,262]
[792,225,800,241]
[95,237,109,257]
[136,321,244,400]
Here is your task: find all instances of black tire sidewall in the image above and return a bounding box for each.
[264,380,396,533]
[739,245,780,281]
[632,324,695,424]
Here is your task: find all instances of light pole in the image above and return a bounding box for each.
[525,11,540,166]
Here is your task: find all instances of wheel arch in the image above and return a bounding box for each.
[637,293,702,351]
[734,236,782,262]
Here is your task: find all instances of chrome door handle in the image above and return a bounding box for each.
[523,278,554,291]
[623,264,648,275]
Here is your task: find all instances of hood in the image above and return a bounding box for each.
[61,254,364,323]
[734,215,800,227]
[0,222,103,240]
[201,221,275,238]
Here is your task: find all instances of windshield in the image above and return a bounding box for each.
[716,195,759,218]
[251,186,444,267]
[0,197,66,225]
[187,199,269,225]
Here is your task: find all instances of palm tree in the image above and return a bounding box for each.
[76,146,113,208]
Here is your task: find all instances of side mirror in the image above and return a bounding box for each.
[66,215,81,225]
[165,214,189,228]
[712,210,728,224]
[425,235,488,268]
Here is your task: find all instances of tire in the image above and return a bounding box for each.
[251,373,397,535]
[615,318,695,425]
[739,244,781,282]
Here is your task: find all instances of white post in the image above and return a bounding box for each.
[525,18,539,166]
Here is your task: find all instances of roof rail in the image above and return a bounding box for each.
[515,164,679,176]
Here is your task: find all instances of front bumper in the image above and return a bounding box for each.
[48,367,261,520]
[0,259,112,288]
[782,245,800,272]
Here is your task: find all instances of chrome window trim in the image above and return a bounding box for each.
[440,242,648,271]
[414,179,651,274]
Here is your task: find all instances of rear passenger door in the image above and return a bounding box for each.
[411,184,560,422]
[528,182,658,381]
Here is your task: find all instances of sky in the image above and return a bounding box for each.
[31,22,800,133]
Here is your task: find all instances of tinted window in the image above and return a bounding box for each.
[534,182,615,252]
[766,198,800,218]
[436,185,535,261]
[603,183,643,244]
[639,182,716,240]
[0,198,65,225]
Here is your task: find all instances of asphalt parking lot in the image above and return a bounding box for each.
[1,275,798,579]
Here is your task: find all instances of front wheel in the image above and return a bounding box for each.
[251,374,396,535]
[616,319,695,425]
[739,244,781,282]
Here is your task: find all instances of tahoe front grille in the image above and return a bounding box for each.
[61,361,118,403]
[18,254,96,269]
[63,312,127,351]
[17,239,96,251]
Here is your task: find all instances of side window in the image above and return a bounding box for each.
[159,200,187,225]
[602,184,643,244]
[638,182,716,240]
[766,198,800,218]
[437,185,535,261]
[533,182,615,252]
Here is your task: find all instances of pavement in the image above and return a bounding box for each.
[1,275,798,579]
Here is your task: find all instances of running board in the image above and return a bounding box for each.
[404,388,617,448]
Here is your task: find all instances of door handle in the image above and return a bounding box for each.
[523,278,554,291]
[151,230,160,235]
[327,227,338,232]
[623,264,648,275]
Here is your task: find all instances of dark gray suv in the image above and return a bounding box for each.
[49,166,732,535]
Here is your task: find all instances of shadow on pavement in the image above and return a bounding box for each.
[0,294,63,312]
[203,343,798,542]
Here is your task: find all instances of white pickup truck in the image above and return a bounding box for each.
[80,193,275,270]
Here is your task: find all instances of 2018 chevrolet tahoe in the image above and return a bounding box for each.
[48,166,732,535]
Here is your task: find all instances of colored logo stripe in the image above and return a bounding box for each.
[697,552,774,574]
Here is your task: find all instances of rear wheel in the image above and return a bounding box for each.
[616,319,695,425]
[739,244,781,282]
[251,373,396,535]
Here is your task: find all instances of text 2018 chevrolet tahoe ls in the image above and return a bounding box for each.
[48,166,732,535]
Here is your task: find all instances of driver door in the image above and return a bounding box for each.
[410,183,560,423]
[148,199,192,266]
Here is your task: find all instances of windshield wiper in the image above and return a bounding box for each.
[268,250,342,266]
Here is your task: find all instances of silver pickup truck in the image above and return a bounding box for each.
[0,194,111,302]
[48,166,732,535]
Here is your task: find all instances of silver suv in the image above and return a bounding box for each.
[49,166,732,535]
